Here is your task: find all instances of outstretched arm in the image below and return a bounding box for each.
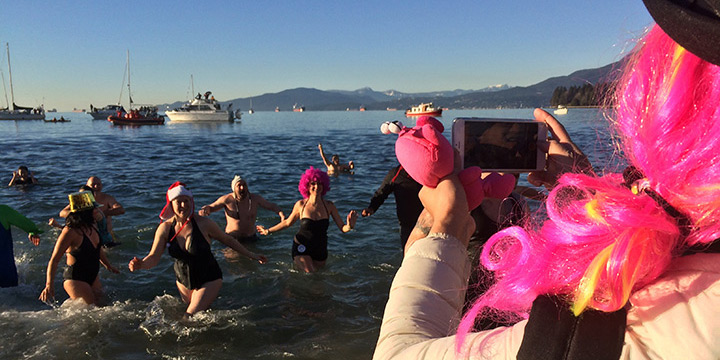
[199,195,227,216]
[39,227,75,303]
[254,194,286,221]
[328,201,357,233]
[318,143,331,166]
[104,195,125,216]
[128,222,170,271]
[203,217,267,263]
[363,167,398,216]
[257,200,301,235]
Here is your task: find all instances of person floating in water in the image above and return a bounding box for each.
[39,191,119,305]
[0,205,42,287]
[129,182,267,317]
[8,166,38,186]
[257,167,357,272]
[199,175,285,242]
[318,143,354,175]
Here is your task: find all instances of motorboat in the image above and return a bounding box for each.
[107,107,164,126]
[0,43,45,120]
[89,104,126,120]
[553,105,568,115]
[292,103,305,112]
[165,91,238,122]
[405,102,442,117]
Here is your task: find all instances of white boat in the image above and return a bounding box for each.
[165,91,238,122]
[553,106,568,115]
[0,43,45,120]
[248,98,254,114]
[88,104,126,120]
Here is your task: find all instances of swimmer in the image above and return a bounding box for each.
[257,167,357,272]
[318,143,354,175]
[199,175,285,242]
[56,185,115,247]
[39,191,119,305]
[8,166,38,186]
[66,176,124,246]
[129,182,267,317]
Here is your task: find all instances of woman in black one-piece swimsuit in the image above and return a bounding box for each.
[40,191,119,305]
[257,167,358,272]
[128,182,267,317]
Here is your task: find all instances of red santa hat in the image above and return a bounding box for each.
[159,181,193,221]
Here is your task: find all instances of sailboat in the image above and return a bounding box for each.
[107,50,164,126]
[0,43,45,120]
[248,98,254,114]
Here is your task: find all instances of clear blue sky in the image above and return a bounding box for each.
[2,1,653,111]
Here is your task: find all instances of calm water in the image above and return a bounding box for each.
[0,109,618,359]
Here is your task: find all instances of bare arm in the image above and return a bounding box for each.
[39,227,75,302]
[199,195,228,216]
[100,248,120,274]
[318,143,331,166]
[8,171,17,186]
[128,222,170,271]
[257,200,302,235]
[254,194,286,221]
[328,201,357,233]
[59,204,71,218]
[201,217,267,263]
[104,195,125,216]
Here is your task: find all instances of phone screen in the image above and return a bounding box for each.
[455,118,545,172]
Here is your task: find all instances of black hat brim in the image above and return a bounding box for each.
[643,0,720,66]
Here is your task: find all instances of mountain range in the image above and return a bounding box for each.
[157,60,619,112]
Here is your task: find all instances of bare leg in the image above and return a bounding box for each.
[64,279,97,305]
[293,255,317,272]
[179,279,223,316]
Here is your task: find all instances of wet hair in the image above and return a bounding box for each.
[18,166,28,172]
[298,167,330,198]
[457,25,720,350]
[65,208,96,229]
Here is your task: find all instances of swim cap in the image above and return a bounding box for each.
[231,175,244,191]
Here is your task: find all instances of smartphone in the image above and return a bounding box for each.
[452,117,547,172]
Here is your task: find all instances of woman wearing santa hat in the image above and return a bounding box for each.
[129,182,267,317]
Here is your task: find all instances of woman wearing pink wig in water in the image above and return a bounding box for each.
[257,167,357,272]
[129,182,267,317]
[374,2,720,359]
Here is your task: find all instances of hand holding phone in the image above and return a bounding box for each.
[452,117,547,172]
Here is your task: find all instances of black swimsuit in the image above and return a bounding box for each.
[167,217,223,290]
[63,228,101,285]
[292,200,330,261]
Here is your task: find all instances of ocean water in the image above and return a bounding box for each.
[0,109,619,359]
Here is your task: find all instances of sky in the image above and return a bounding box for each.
[2,1,654,111]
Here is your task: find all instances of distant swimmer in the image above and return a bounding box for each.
[39,191,120,305]
[257,167,357,273]
[128,182,267,317]
[0,205,42,287]
[318,143,354,175]
[8,166,38,186]
[199,175,285,242]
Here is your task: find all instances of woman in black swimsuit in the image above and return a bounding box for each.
[257,167,357,272]
[39,191,119,305]
[128,182,267,317]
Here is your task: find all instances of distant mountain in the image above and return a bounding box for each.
[155,61,620,112]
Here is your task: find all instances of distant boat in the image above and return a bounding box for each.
[107,50,164,126]
[405,102,442,117]
[165,91,237,123]
[386,107,397,111]
[89,104,126,120]
[359,106,366,112]
[293,103,305,112]
[47,108,57,113]
[553,106,568,115]
[248,98,254,114]
[275,106,280,112]
[44,117,70,123]
[0,43,45,120]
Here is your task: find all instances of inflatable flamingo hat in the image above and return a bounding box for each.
[381,116,516,210]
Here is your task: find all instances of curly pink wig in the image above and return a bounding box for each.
[457,25,720,351]
[298,167,330,198]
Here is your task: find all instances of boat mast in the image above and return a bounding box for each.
[126,49,132,109]
[191,74,194,99]
[6,43,15,110]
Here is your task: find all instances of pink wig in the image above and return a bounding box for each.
[457,25,720,351]
[298,167,330,198]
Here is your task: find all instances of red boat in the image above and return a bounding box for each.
[108,109,164,126]
[405,102,442,117]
